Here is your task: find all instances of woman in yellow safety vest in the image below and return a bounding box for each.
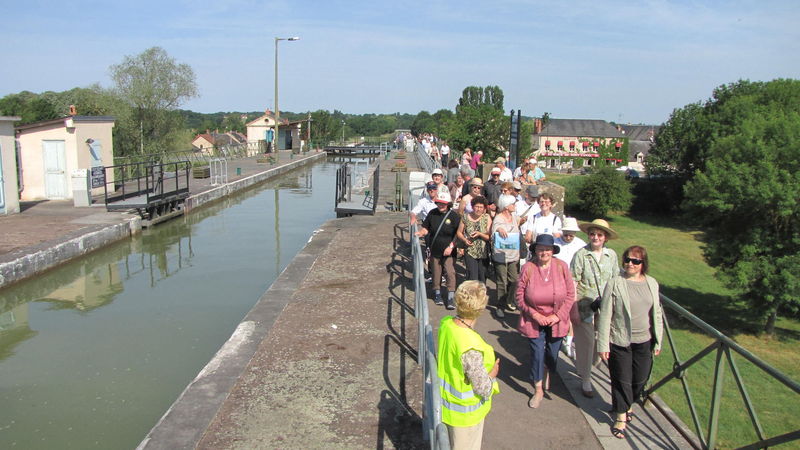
[437,281,500,450]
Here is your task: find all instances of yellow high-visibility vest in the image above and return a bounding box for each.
[437,316,500,427]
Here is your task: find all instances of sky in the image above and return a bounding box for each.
[1,0,798,125]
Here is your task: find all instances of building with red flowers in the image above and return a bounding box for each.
[531,118,627,170]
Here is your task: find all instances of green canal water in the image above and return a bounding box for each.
[0,159,349,448]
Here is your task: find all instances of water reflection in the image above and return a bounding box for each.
[0,160,338,449]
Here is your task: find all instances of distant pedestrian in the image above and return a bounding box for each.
[458,177,484,216]
[447,159,461,184]
[483,168,503,216]
[449,173,465,210]
[440,140,451,163]
[461,147,473,169]
[597,245,663,439]
[470,150,483,173]
[494,157,513,182]
[438,281,499,450]
[529,159,546,183]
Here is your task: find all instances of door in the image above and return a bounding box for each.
[43,140,67,199]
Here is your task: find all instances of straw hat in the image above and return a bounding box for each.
[578,219,618,240]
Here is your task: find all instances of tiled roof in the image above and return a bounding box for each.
[620,125,660,141]
[629,140,653,160]
[540,119,624,138]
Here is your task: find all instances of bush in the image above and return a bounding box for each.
[577,167,632,216]
[630,176,684,215]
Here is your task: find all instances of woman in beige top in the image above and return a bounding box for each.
[597,245,663,439]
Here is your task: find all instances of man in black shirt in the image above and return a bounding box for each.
[415,190,461,309]
[483,167,503,216]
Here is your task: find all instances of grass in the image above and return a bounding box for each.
[549,173,800,449]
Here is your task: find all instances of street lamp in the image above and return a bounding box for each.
[341,120,346,144]
[274,36,299,152]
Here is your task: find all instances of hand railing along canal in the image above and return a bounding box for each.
[414,142,441,174]
[408,189,450,450]
[647,295,800,449]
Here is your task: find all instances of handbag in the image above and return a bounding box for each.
[588,255,604,312]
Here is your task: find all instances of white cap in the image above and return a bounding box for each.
[432,168,443,175]
[434,190,452,204]
[561,217,581,232]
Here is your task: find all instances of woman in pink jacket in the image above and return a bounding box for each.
[516,234,576,409]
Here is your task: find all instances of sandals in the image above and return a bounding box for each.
[611,420,627,439]
[528,391,544,409]
[626,411,636,423]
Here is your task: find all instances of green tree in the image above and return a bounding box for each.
[518,119,535,160]
[308,110,339,146]
[646,102,708,179]
[682,79,800,334]
[576,167,632,216]
[0,91,59,124]
[431,109,454,135]
[443,86,508,159]
[222,114,245,133]
[110,46,198,156]
[411,110,437,136]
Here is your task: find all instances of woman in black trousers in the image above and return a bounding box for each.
[596,246,663,439]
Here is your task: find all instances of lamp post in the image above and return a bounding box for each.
[341,120,346,144]
[274,36,299,153]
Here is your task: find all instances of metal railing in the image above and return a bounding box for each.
[646,295,800,449]
[112,142,266,169]
[103,160,190,207]
[415,142,441,174]
[210,158,228,186]
[409,172,450,449]
[334,162,381,214]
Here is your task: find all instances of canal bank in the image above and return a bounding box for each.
[0,151,325,290]
[0,156,347,448]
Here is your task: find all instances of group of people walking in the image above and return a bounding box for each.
[411,164,663,448]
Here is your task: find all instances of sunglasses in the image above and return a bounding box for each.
[623,257,644,265]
